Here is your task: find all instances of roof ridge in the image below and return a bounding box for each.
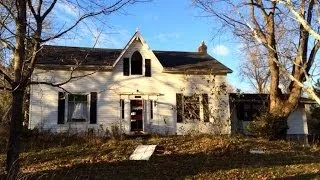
[42,45,209,54]
[153,50,199,53]
[42,45,122,51]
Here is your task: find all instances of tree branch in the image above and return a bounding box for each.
[40,0,132,42]
[41,0,57,21]
[277,0,320,40]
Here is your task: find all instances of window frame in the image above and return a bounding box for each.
[130,51,143,75]
[177,93,208,123]
[183,95,200,121]
[67,93,89,122]
[236,102,263,121]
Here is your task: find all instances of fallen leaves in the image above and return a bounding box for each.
[0,134,319,179]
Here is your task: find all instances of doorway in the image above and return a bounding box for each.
[130,100,143,132]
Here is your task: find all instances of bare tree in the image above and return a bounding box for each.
[0,0,149,177]
[193,0,320,138]
[239,44,270,93]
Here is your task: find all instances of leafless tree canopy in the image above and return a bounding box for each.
[0,0,149,177]
[193,0,320,138]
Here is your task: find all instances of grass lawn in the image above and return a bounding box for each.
[0,133,320,179]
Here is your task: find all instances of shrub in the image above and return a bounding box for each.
[247,112,288,140]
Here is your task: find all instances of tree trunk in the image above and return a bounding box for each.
[269,81,302,140]
[6,89,25,179]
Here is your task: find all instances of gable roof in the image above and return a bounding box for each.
[111,31,151,67]
[36,45,232,73]
[153,50,231,73]
[36,45,121,67]
[35,32,232,74]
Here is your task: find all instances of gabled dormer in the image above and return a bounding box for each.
[112,31,155,77]
[123,50,151,77]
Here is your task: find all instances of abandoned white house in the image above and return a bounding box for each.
[29,31,233,135]
[29,31,312,137]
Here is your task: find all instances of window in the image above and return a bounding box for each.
[68,94,88,122]
[123,52,151,77]
[184,95,200,121]
[236,102,263,121]
[131,51,143,75]
[176,94,208,122]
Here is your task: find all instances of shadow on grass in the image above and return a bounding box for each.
[22,151,320,180]
[277,173,320,180]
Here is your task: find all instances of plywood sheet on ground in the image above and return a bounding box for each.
[129,145,157,160]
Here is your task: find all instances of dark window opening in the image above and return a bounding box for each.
[131,51,143,75]
[236,102,263,121]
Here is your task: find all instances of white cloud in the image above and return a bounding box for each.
[55,1,78,18]
[212,45,230,56]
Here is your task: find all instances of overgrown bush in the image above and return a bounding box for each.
[247,112,288,140]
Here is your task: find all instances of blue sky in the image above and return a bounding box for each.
[53,0,250,92]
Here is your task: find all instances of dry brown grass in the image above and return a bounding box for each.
[0,133,319,179]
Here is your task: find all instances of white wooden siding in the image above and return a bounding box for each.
[29,40,231,135]
[287,104,308,135]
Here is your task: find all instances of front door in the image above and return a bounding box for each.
[130,100,143,132]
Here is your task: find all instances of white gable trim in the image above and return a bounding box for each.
[112,31,163,68]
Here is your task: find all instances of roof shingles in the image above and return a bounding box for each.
[36,45,232,73]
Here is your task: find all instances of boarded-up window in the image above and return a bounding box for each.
[177,94,205,122]
[184,95,200,121]
[90,92,97,124]
[123,58,129,76]
[58,92,65,124]
[202,94,209,122]
[176,94,183,123]
[145,59,151,77]
[131,51,143,75]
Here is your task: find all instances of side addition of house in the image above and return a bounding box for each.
[29,31,233,135]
